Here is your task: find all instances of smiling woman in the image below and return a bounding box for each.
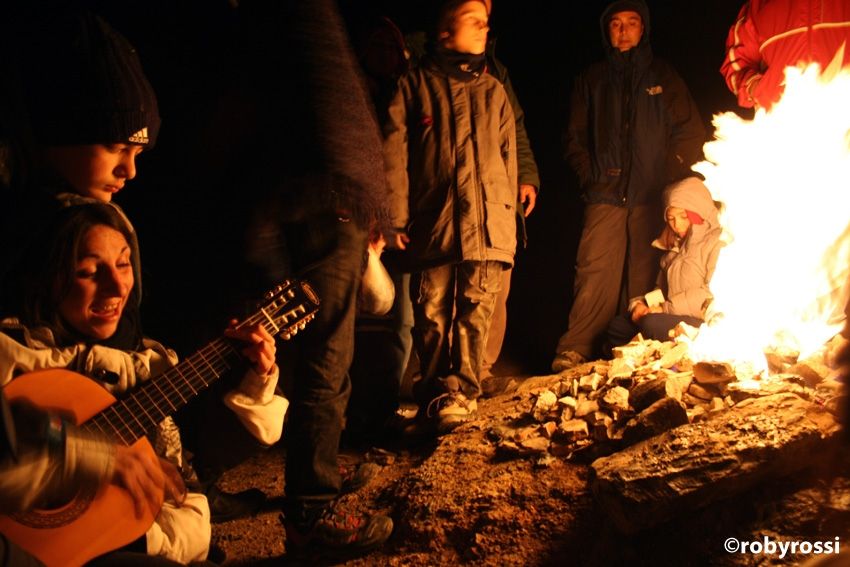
[0,202,289,563]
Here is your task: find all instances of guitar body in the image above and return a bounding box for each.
[0,369,160,567]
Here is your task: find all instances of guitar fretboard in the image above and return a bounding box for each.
[78,280,316,445]
[82,338,241,444]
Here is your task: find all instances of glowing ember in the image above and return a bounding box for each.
[689,55,850,373]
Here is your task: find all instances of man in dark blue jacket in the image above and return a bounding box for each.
[552,0,705,370]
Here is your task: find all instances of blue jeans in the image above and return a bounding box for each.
[410,261,504,406]
[259,214,367,521]
[607,312,704,348]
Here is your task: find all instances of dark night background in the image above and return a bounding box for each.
[52,0,746,374]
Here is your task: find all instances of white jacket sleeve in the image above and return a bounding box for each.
[146,492,211,563]
[223,365,287,445]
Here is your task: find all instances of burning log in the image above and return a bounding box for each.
[590,393,840,534]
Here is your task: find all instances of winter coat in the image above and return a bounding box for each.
[384,58,519,270]
[652,178,724,319]
[0,318,287,563]
[565,0,705,207]
[721,0,850,109]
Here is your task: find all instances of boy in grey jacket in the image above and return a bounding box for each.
[383,0,518,434]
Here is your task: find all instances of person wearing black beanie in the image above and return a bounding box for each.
[16,10,160,202]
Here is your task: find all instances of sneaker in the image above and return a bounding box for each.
[551,350,587,372]
[284,503,393,558]
[427,391,478,434]
[207,485,267,523]
[340,462,381,495]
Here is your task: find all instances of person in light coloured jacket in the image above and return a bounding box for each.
[0,203,285,564]
[721,0,850,110]
[383,0,518,434]
[607,177,725,346]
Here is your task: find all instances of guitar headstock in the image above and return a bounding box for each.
[241,279,320,341]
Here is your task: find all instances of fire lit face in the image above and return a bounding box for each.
[58,225,134,341]
[608,10,643,52]
[45,143,144,202]
[441,1,489,55]
[666,206,691,238]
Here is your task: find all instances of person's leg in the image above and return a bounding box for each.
[450,260,503,399]
[479,266,511,380]
[554,204,628,365]
[606,313,641,350]
[638,313,703,341]
[410,264,455,410]
[625,204,663,300]
[282,215,366,519]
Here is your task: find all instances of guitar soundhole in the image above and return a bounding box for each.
[10,485,98,528]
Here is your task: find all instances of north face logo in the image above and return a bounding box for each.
[128,127,149,144]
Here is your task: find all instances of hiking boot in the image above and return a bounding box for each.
[340,462,381,495]
[427,391,477,435]
[207,485,266,523]
[283,503,393,558]
[551,350,587,372]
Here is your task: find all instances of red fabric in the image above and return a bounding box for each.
[686,210,704,225]
[720,0,850,109]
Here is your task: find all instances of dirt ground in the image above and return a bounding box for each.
[211,372,850,566]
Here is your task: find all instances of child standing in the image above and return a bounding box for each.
[607,176,725,346]
[383,0,518,434]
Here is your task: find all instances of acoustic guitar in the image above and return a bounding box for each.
[0,279,319,567]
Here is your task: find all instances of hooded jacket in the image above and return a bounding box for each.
[721,0,850,109]
[384,56,519,270]
[653,177,724,319]
[565,0,705,207]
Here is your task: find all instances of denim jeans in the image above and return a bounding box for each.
[261,214,367,520]
[410,260,504,406]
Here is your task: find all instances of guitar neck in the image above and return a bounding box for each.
[82,337,242,444]
[78,279,317,446]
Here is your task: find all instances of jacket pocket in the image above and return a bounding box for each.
[484,200,517,253]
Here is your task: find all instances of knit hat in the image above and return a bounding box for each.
[21,11,160,148]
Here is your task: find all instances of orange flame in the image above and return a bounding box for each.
[688,55,850,373]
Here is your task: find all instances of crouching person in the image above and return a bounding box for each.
[607,177,725,347]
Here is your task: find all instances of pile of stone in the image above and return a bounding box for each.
[492,336,840,462]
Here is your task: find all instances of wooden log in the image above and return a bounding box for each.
[590,393,840,534]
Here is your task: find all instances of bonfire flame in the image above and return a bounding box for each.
[688,50,850,375]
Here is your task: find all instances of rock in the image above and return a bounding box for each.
[659,343,689,369]
[664,372,693,402]
[540,421,558,439]
[518,436,551,455]
[687,406,707,422]
[682,392,710,407]
[787,359,831,387]
[557,419,589,442]
[601,386,631,412]
[612,342,648,364]
[709,397,726,412]
[590,393,841,534]
[609,358,636,380]
[687,382,717,401]
[693,361,736,384]
[629,377,667,412]
[579,373,604,392]
[621,397,688,446]
[575,399,599,418]
[532,390,558,422]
